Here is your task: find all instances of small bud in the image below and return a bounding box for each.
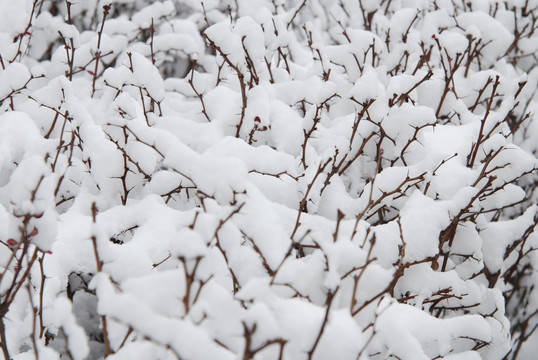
[28,227,38,237]
[33,213,44,219]
[6,239,17,247]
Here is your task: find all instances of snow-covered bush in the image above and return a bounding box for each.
[0,0,537,359]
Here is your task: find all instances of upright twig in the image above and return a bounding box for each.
[91,4,111,97]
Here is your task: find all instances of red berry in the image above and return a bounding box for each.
[6,239,17,247]
[28,227,38,237]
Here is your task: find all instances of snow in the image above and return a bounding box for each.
[50,298,89,360]
[131,1,175,29]
[456,12,514,66]
[0,63,32,100]
[91,273,235,359]
[0,1,537,360]
[399,191,450,262]
[376,302,491,360]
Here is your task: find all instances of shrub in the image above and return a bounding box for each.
[0,0,537,359]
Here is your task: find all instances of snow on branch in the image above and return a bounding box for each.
[0,1,537,359]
